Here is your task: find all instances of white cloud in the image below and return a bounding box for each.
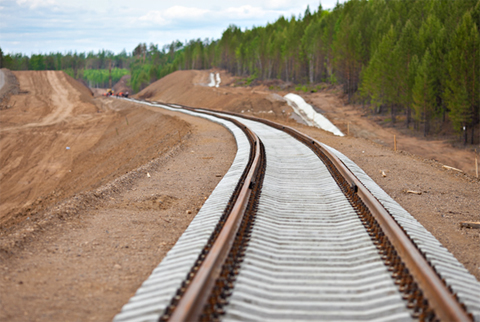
[139,5,271,27]
[16,0,55,9]
[139,11,168,25]
[139,6,209,25]
[164,6,208,19]
[224,5,266,19]
[264,0,294,10]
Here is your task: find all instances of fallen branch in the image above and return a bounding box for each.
[405,190,422,195]
[442,165,463,173]
[459,222,480,229]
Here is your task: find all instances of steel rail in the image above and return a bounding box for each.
[162,103,471,321]
[152,107,264,322]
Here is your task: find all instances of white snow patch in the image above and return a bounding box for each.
[208,72,221,87]
[208,73,216,87]
[284,93,344,137]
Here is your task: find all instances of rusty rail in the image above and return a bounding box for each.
[169,136,261,321]
[150,106,265,321]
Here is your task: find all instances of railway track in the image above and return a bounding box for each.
[113,99,480,322]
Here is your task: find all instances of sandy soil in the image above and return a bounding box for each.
[0,69,478,321]
[112,75,132,95]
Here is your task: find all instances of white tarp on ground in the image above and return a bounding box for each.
[208,73,216,87]
[208,72,221,87]
[284,93,344,137]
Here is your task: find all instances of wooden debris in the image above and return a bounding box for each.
[442,165,463,173]
[460,222,480,229]
[405,190,422,195]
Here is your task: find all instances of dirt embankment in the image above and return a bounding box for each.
[113,75,132,94]
[304,92,480,177]
[0,70,193,234]
[137,70,288,117]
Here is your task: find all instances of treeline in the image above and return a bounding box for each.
[64,68,129,88]
[128,41,185,92]
[175,0,479,143]
[0,43,184,92]
[1,0,479,143]
[0,49,131,88]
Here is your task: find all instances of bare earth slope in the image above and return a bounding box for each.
[137,70,288,117]
[0,71,189,228]
[305,92,479,177]
[0,69,478,321]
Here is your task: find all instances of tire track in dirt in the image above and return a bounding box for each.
[1,72,77,131]
[1,71,111,223]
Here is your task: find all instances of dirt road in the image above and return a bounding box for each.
[0,69,478,321]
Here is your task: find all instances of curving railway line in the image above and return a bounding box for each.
[113,99,480,322]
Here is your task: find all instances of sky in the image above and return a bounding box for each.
[0,0,346,55]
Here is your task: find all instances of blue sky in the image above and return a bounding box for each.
[0,0,346,55]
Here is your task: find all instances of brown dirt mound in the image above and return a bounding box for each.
[136,70,290,118]
[0,94,235,321]
[112,75,132,95]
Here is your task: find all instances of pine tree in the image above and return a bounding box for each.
[392,20,419,127]
[359,25,397,116]
[445,12,480,144]
[412,49,436,136]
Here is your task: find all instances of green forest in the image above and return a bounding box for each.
[1,0,479,143]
